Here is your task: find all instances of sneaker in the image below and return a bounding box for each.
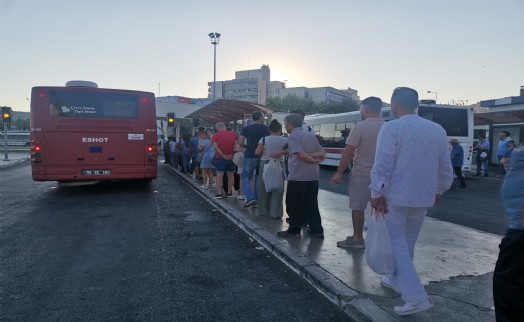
[336,236,365,249]
[237,195,245,200]
[277,230,301,238]
[307,230,324,239]
[243,199,257,208]
[210,183,216,188]
[381,275,400,294]
[200,184,209,189]
[214,194,225,199]
[227,193,233,198]
[394,299,433,316]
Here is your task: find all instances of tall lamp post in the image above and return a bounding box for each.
[208,32,221,100]
[427,90,437,102]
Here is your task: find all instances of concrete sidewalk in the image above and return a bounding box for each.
[170,165,499,321]
[0,151,30,168]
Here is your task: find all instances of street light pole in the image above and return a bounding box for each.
[208,32,221,100]
[427,90,437,102]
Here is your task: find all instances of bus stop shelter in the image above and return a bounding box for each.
[185,99,274,127]
[474,109,524,125]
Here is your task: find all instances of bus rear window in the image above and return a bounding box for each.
[49,91,139,119]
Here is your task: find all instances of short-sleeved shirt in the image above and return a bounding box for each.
[497,137,511,156]
[450,145,464,167]
[259,135,287,161]
[241,123,270,158]
[168,140,177,153]
[211,130,237,158]
[345,117,384,176]
[190,135,200,158]
[287,127,323,181]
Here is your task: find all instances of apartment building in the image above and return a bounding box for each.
[208,64,358,104]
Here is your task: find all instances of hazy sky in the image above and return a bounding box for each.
[1,0,523,112]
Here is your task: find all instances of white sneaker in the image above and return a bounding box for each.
[237,195,245,200]
[200,184,209,189]
[381,275,400,294]
[210,183,216,188]
[394,299,433,316]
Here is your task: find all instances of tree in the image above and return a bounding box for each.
[266,95,359,115]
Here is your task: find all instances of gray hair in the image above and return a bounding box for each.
[215,122,225,130]
[284,114,303,128]
[391,87,419,111]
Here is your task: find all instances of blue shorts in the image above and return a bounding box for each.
[215,158,236,173]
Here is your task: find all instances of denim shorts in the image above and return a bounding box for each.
[214,157,236,173]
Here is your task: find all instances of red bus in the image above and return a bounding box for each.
[30,81,158,183]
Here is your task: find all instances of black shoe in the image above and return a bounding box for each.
[307,230,325,239]
[277,230,301,238]
[243,199,257,207]
[483,174,489,177]
[227,193,233,198]
[214,194,225,199]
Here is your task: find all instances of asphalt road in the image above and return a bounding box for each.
[0,163,349,322]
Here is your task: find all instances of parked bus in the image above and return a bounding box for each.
[305,103,475,173]
[30,81,158,182]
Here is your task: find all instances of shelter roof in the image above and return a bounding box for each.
[185,99,274,124]
[474,109,524,125]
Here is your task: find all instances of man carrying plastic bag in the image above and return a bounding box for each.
[369,87,453,316]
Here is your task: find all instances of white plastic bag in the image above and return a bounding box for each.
[365,210,395,275]
[262,158,284,192]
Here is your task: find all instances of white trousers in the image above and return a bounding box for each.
[385,201,429,304]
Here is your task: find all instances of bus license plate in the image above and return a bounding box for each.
[83,170,111,176]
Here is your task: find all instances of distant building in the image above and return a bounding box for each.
[155,96,212,137]
[208,65,277,104]
[208,64,358,104]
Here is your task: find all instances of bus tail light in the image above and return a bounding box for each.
[30,140,43,163]
[146,142,156,163]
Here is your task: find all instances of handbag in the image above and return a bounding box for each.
[262,158,284,192]
[365,210,395,275]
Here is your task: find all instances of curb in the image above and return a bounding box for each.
[165,164,396,321]
[0,157,30,169]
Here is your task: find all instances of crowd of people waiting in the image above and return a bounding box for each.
[158,88,523,318]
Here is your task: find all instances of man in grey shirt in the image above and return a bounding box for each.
[277,114,326,239]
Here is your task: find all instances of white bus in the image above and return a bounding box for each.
[305,103,475,173]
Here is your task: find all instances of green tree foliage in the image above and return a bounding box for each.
[12,117,30,130]
[266,95,359,114]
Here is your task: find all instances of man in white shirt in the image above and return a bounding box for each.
[369,87,453,316]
